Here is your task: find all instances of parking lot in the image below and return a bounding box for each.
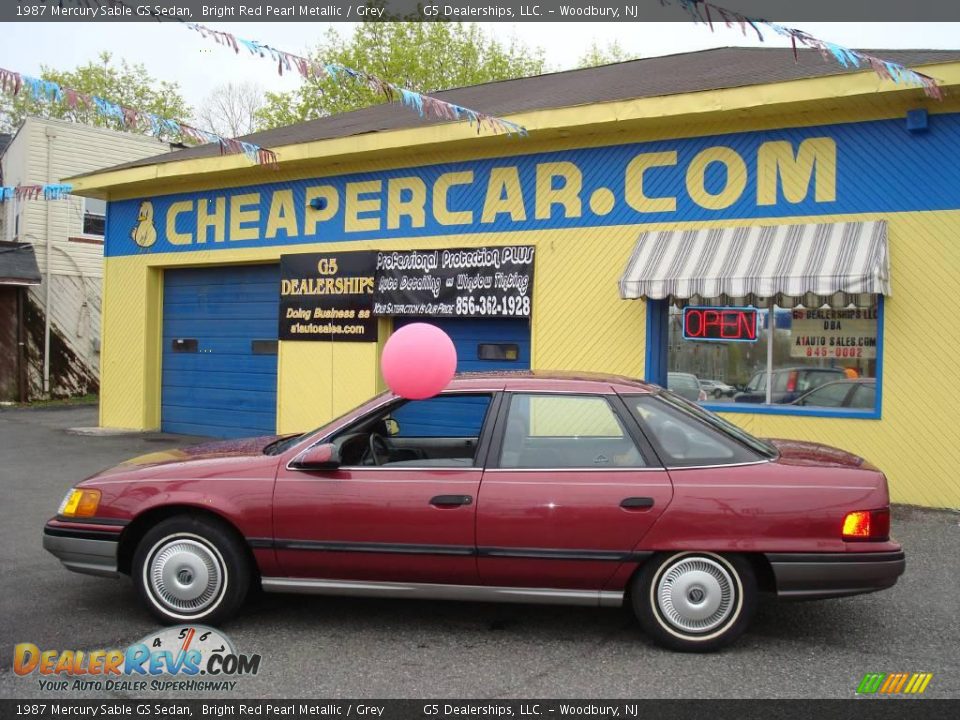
[1,404,958,699]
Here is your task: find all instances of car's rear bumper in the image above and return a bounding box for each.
[43,524,120,578]
[765,550,905,600]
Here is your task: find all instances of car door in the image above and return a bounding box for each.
[272,392,501,585]
[736,372,766,403]
[475,392,673,590]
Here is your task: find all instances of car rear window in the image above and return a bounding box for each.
[626,393,776,466]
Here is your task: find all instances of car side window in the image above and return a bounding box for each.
[499,394,647,469]
[850,384,876,409]
[746,373,765,392]
[629,396,759,467]
[801,382,850,407]
[330,393,492,468]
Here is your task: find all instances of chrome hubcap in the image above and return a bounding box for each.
[656,556,735,634]
[149,538,223,614]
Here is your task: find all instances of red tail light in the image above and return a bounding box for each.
[842,508,890,541]
[785,370,798,393]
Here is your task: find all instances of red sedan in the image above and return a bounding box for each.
[44,372,904,651]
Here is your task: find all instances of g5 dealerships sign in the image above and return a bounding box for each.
[279,251,378,342]
[373,246,535,318]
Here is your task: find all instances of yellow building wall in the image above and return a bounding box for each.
[99,209,960,509]
[717,211,960,510]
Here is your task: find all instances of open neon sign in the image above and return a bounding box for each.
[682,306,759,342]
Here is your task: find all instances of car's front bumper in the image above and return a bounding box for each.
[43,524,121,578]
[766,550,905,600]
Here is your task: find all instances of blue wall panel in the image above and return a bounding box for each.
[162,265,280,438]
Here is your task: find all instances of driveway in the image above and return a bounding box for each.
[1,405,958,699]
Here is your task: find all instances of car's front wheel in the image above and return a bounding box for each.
[632,551,756,652]
[133,515,250,625]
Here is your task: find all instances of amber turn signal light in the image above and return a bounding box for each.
[842,508,890,541]
[58,489,101,518]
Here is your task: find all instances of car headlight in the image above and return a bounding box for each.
[57,488,101,518]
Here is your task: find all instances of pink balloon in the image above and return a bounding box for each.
[381,323,458,400]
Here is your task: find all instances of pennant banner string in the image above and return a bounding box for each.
[664,0,944,99]
[0,66,279,167]
[183,22,529,137]
[0,183,74,202]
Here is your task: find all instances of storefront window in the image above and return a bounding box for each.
[666,300,881,415]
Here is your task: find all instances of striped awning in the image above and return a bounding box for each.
[619,221,890,309]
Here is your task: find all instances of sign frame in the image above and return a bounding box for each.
[682,305,760,343]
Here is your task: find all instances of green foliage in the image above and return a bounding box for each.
[0,52,190,140]
[256,23,546,130]
[577,40,638,68]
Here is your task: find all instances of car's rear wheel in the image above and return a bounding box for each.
[133,515,250,625]
[632,551,756,652]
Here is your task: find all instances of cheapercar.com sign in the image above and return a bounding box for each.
[105,114,960,257]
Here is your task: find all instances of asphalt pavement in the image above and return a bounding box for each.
[1,405,958,699]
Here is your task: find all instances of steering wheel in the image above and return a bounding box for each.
[368,432,390,465]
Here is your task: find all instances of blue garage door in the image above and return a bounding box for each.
[392,317,530,436]
[162,265,280,438]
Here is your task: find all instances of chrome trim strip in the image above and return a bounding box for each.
[664,459,773,470]
[481,480,669,487]
[280,476,480,482]
[483,467,664,473]
[273,539,475,556]
[261,577,623,607]
[333,467,481,473]
[55,515,128,527]
[256,537,650,563]
[676,484,874,490]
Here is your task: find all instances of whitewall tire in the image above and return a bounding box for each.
[632,551,756,652]
[133,516,250,625]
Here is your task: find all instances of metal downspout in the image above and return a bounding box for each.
[43,126,55,396]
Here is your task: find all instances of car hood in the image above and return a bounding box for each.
[766,438,871,469]
[82,435,285,481]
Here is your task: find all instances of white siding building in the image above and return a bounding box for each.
[0,118,169,399]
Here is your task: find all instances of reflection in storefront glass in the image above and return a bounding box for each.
[667,302,879,410]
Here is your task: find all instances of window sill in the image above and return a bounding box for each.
[701,402,881,420]
[68,236,104,245]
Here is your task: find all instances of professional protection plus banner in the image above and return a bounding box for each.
[373,246,535,318]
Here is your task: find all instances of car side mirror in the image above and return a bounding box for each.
[384,418,400,436]
[292,443,341,470]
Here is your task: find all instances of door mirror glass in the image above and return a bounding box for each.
[293,443,341,469]
[384,418,400,436]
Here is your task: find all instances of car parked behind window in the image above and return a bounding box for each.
[734,367,847,404]
[667,372,707,402]
[792,379,877,409]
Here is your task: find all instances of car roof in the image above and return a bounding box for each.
[446,370,658,395]
[816,378,876,385]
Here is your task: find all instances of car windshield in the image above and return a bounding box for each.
[655,390,779,458]
[263,392,391,455]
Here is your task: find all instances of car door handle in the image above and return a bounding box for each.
[620,497,655,510]
[430,494,473,508]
